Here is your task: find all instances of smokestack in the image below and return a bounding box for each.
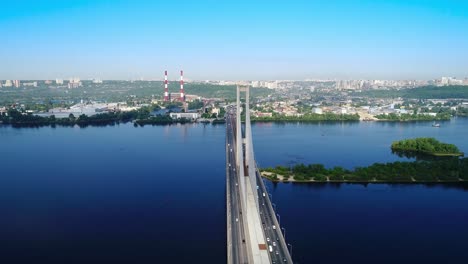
[164,70,169,101]
[180,70,185,102]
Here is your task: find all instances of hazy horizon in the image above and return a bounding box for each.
[0,77,466,82]
[1,0,467,80]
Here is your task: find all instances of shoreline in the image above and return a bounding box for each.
[1,116,467,128]
[392,149,464,157]
[250,118,457,123]
[260,174,465,184]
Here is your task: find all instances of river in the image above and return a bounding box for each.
[0,118,467,263]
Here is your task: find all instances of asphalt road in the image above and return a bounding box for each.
[226,111,248,264]
[256,170,292,263]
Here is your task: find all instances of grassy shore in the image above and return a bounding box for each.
[261,157,468,183]
[261,171,465,183]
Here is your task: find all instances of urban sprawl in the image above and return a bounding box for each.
[1,75,468,123]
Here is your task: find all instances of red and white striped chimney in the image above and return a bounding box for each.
[180,70,185,102]
[164,70,169,101]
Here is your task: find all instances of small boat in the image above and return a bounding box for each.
[432,122,440,127]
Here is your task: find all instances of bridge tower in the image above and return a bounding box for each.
[244,86,258,211]
[236,85,247,211]
[236,84,259,212]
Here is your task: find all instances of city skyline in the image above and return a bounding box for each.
[1,0,467,80]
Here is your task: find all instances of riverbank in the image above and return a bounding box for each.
[0,109,229,127]
[260,171,466,183]
[250,117,456,123]
[261,157,468,183]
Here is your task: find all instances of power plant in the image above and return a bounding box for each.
[163,70,185,102]
[180,70,185,102]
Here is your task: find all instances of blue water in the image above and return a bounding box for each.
[265,183,468,264]
[0,123,226,263]
[1,118,467,263]
[253,118,468,169]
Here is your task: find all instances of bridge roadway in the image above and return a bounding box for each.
[255,168,292,263]
[226,109,248,264]
[226,103,293,264]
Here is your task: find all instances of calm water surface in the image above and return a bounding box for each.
[1,118,467,263]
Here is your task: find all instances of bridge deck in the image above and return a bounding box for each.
[244,177,270,263]
[227,85,294,263]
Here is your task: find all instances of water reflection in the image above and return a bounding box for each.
[391,149,462,161]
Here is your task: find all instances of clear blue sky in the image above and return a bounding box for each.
[1,0,467,80]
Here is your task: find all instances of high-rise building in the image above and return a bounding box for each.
[68,77,82,88]
[440,77,448,85]
[55,79,63,85]
[13,80,20,88]
[439,77,463,86]
[266,81,278,89]
[23,81,37,87]
[4,80,12,87]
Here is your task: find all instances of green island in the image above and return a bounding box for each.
[261,138,466,183]
[391,138,464,157]
[261,158,468,183]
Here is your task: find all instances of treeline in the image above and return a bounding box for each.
[0,108,188,127]
[375,113,451,121]
[134,116,187,126]
[262,158,468,182]
[251,113,360,122]
[458,107,468,116]
[391,138,463,156]
[354,85,468,99]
